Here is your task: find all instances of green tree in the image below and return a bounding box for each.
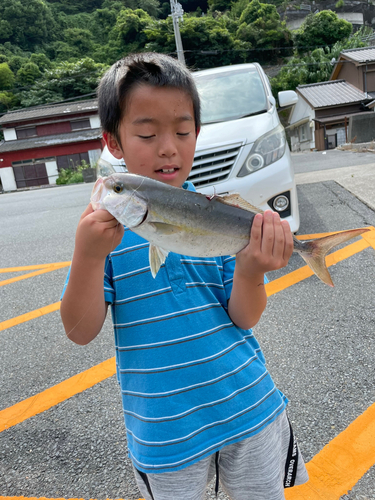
[0,0,57,50]
[19,57,108,107]
[63,28,94,55]
[236,0,292,63]
[0,90,19,112]
[104,8,153,60]
[30,53,52,72]
[294,10,352,54]
[208,0,232,12]
[146,14,240,68]
[17,62,42,85]
[0,62,15,90]
[270,28,368,96]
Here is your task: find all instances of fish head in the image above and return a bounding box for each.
[92,174,148,228]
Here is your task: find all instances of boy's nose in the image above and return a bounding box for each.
[159,135,177,157]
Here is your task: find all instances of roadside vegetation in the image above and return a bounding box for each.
[0,0,372,112]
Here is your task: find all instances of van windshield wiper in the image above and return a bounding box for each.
[202,108,268,125]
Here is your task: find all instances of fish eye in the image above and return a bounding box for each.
[113,183,124,193]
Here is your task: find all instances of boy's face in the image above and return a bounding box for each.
[105,84,197,188]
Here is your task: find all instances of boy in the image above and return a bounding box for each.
[60,53,308,500]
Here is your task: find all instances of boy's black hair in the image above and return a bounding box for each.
[97,53,201,145]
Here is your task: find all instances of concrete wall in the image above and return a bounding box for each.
[0,167,17,191]
[348,113,375,142]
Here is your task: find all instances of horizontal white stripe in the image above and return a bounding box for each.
[115,286,172,304]
[114,303,220,328]
[126,386,275,445]
[119,338,246,373]
[124,370,267,421]
[113,265,150,280]
[129,402,286,470]
[180,259,218,264]
[121,352,259,397]
[185,281,223,287]
[116,322,233,350]
[111,242,148,255]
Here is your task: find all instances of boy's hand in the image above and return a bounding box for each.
[74,204,124,261]
[235,210,293,278]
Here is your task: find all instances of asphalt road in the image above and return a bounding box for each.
[291,149,375,174]
[0,155,374,500]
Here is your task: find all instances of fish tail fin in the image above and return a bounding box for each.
[297,228,369,287]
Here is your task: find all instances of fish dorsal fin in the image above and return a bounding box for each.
[216,193,263,214]
[149,244,169,278]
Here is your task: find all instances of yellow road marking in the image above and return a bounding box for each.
[0,357,116,433]
[0,263,71,273]
[0,302,61,332]
[0,263,70,287]
[286,402,375,500]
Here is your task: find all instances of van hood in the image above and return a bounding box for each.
[196,109,279,151]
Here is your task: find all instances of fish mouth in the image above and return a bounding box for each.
[91,177,105,210]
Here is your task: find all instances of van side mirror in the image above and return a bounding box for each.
[278,90,298,108]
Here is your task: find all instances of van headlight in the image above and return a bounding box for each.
[237,124,286,177]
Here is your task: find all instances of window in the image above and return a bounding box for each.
[16,127,37,139]
[299,124,308,142]
[71,119,91,131]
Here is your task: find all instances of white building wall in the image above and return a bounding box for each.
[0,167,17,191]
[45,161,59,185]
[289,97,316,150]
[89,115,101,129]
[3,128,17,141]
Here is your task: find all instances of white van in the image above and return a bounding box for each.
[100,63,300,232]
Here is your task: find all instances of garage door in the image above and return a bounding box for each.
[13,163,49,189]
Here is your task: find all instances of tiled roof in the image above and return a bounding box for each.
[341,47,375,63]
[0,128,102,153]
[0,99,98,125]
[297,80,368,108]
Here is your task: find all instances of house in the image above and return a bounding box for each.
[287,79,373,151]
[0,99,104,192]
[330,46,375,96]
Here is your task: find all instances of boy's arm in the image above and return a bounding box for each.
[228,210,293,330]
[60,204,124,345]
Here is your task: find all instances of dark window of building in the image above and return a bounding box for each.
[57,152,90,170]
[13,163,49,188]
[71,119,91,131]
[16,127,37,139]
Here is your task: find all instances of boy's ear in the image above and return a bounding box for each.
[196,127,200,138]
[103,132,124,160]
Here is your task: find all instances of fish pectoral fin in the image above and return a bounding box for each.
[150,222,183,235]
[149,245,169,278]
[216,193,263,214]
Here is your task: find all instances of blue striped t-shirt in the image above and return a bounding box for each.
[101,183,287,474]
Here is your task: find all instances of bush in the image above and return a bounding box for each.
[56,166,84,184]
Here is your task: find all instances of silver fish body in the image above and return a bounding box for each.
[91,173,369,285]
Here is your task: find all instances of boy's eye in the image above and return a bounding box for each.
[139,135,154,139]
[177,132,190,136]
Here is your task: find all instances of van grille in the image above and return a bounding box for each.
[188,143,242,188]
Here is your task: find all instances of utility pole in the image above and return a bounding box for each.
[169,0,185,65]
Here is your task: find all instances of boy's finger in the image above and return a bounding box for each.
[260,210,275,255]
[271,212,285,258]
[282,220,294,260]
[80,203,94,220]
[249,213,263,252]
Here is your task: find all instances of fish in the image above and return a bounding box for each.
[90,172,370,286]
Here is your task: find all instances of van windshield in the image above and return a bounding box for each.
[193,67,268,125]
